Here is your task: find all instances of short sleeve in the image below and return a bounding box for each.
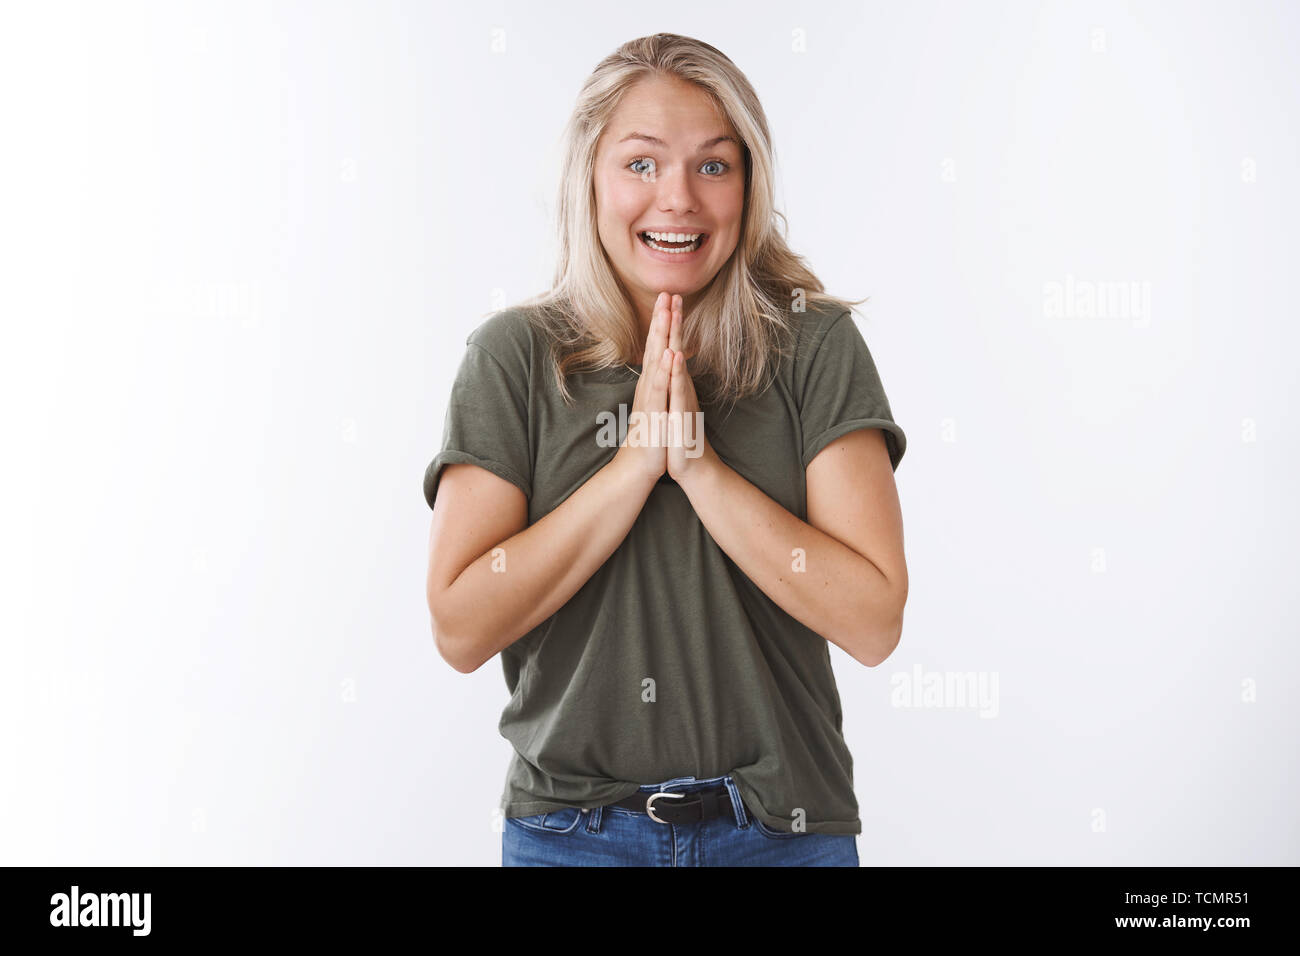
[799,310,906,472]
[423,341,532,510]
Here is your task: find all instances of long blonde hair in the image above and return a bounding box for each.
[513,32,866,410]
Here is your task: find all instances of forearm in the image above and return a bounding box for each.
[678,451,902,666]
[436,455,656,672]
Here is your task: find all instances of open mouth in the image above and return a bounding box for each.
[638,231,707,254]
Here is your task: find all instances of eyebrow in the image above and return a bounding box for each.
[617,131,740,151]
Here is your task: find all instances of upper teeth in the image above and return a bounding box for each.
[644,231,701,242]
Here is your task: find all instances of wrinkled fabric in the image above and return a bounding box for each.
[423,301,905,835]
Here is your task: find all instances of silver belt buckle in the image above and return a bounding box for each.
[644,791,685,824]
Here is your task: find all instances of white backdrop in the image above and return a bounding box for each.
[2,0,1296,866]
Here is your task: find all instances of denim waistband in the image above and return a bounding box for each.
[637,773,732,793]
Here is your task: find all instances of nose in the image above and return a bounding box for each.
[654,162,700,216]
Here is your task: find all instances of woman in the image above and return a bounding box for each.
[424,33,907,867]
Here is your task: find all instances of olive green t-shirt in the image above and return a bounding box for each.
[423,300,905,835]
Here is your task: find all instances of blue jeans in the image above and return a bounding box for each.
[502,773,859,867]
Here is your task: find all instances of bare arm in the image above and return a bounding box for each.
[675,428,906,667]
[426,293,680,673]
[664,308,907,667]
[427,456,658,672]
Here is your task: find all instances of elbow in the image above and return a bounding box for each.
[428,574,480,673]
[855,582,907,668]
[432,621,485,674]
[861,616,903,668]
[428,594,485,674]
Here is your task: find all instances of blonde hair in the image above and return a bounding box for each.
[513,32,866,411]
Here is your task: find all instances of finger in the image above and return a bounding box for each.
[668,295,682,354]
[675,353,699,412]
[684,365,700,410]
[642,292,668,369]
[641,313,667,394]
[652,294,671,371]
[670,350,685,411]
[653,346,672,405]
[642,290,665,369]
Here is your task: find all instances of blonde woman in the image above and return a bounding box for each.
[424,33,907,867]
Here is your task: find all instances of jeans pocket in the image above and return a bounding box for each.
[750,814,802,839]
[506,807,584,835]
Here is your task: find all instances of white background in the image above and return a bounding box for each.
[2,0,1296,866]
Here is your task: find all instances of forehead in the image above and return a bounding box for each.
[602,75,738,149]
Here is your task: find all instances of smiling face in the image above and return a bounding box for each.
[593,74,746,342]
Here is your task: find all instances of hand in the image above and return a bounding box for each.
[665,295,716,483]
[612,291,673,485]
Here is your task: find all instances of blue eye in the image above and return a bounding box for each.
[627,158,731,176]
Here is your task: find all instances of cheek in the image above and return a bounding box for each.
[710,190,744,241]
[596,174,637,219]
[726,189,745,227]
